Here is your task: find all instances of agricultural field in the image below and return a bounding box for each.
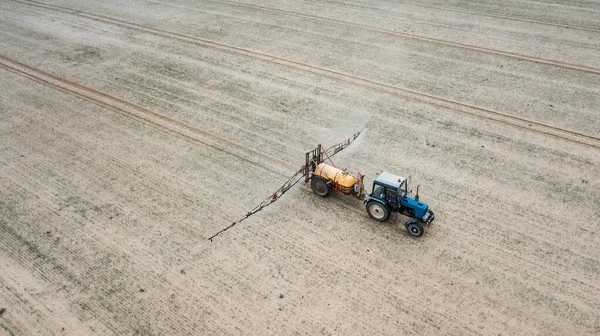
[1,0,599,334]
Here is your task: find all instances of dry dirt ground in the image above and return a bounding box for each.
[1,0,599,335]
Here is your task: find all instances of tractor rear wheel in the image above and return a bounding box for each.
[366,201,389,222]
[311,177,330,197]
[405,220,424,237]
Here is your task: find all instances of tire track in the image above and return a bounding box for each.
[5,104,235,227]
[200,0,600,73]
[0,56,296,178]
[0,54,295,170]
[360,0,600,32]
[106,70,310,159]
[10,0,600,149]
[0,56,369,238]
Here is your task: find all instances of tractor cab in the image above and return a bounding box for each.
[369,172,406,210]
[365,172,435,237]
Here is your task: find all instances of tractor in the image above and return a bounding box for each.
[208,132,436,241]
[364,172,435,237]
[305,144,435,237]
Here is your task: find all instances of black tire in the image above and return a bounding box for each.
[311,177,330,197]
[366,201,390,222]
[405,220,424,237]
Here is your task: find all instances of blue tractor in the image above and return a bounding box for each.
[364,172,435,237]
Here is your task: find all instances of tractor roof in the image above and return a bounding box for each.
[375,172,405,189]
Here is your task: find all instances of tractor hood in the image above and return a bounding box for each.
[400,197,429,218]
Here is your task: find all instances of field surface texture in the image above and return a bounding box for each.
[1,0,599,335]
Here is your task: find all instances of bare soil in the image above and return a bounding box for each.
[1,0,599,335]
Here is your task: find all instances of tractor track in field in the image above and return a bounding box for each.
[10,0,600,149]
[0,55,372,224]
[0,55,296,177]
[177,0,600,74]
[0,55,369,220]
[382,0,600,33]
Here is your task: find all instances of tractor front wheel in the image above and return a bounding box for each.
[367,201,389,222]
[311,177,330,197]
[405,220,424,237]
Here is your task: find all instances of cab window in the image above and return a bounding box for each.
[372,184,385,199]
[386,188,398,203]
[398,181,407,198]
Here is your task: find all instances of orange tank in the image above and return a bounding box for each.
[314,163,357,193]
